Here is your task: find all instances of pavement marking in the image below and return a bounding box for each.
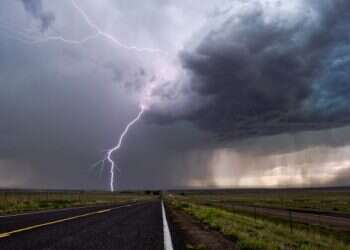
[0,204,134,239]
[161,201,174,250]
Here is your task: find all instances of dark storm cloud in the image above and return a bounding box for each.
[19,0,54,32]
[1,0,218,190]
[2,0,350,190]
[0,28,139,189]
[179,0,350,139]
[230,125,350,156]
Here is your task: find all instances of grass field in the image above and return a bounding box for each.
[176,187,350,214]
[0,190,156,214]
[168,196,350,250]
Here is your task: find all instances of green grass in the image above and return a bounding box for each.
[0,200,82,214]
[180,189,350,214]
[0,191,154,214]
[169,198,350,250]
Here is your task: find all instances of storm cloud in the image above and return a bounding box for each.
[1,0,350,190]
[20,0,54,32]
[178,0,350,139]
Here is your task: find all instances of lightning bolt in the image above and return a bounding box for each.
[70,0,164,53]
[66,0,159,191]
[106,107,145,192]
[0,0,165,191]
[32,33,100,45]
[27,0,166,55]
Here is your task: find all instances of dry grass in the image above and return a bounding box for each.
[0,190,153,214]
[168,196,350,250]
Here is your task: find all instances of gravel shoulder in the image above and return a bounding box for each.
[166,203,236,250]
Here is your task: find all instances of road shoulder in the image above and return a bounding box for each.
[165,203,236,250]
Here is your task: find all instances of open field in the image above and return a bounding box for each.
[166,188,350,249]
[0,189,156,215]
[167,195,350,250]
[173,187,350,214]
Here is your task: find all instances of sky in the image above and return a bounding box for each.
[0,0,350,190]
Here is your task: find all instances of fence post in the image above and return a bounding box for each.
[318,207,321,226]
[289,209,293,233]
[254,206,257,222]
[3,191,8,206]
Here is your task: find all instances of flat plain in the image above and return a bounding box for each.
[166,187,350,249]
[0,189,152,215]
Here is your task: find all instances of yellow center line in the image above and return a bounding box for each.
[0,208,113,239]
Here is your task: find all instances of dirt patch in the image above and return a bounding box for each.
[166,205,236,250]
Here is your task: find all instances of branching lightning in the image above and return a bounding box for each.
[27,0,165,54]
[106,107,145,192]
[32,33,100,45]
[70,0,164,53]
[1,0,166,191]
[67,0,160,191]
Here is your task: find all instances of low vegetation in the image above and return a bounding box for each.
[0,190,153,214]
[180,188,350,214]
[168,197,350,250]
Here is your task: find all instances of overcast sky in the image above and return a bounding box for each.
[1,0,350,190]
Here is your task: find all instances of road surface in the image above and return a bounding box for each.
[0,200,174,250]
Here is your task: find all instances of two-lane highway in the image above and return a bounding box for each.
[0,201,169,250]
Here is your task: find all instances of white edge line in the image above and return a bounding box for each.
[162,200,174,250]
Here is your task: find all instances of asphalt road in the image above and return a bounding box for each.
[0,200,167,250]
